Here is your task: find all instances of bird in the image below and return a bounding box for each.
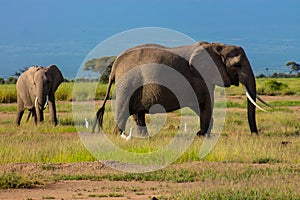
[85,118,89,129]
[126,127,133,141]
[121,131,127,139]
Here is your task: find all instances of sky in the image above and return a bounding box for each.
[0,0,299,79]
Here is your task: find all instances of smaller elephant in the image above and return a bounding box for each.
[16,65,64,126]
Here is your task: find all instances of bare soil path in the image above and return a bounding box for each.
[0,161,299,200]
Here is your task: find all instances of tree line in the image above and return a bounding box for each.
[1,58,299,84]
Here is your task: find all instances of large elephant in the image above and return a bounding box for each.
[16,65,64,126]
[93,42,269,136]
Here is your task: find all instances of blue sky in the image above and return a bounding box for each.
[0,0,299,78]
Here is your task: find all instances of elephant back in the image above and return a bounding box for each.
[113,47,194,82]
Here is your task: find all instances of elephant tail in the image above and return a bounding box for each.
[92,63,115,133]
[92,106,105,133]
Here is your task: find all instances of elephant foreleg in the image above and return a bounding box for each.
[133,112,148,137]
[48,98,58,126]
[197,93,214,137]
[31,109,37,124]
[36,107,44,123]
[16,110,24,126]
[197,105,213,136]
[16,99,24,126]
[196,84,215,137]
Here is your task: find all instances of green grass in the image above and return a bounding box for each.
[0,77,299,103]
[2,164,299,198]
[55,82,74,101]
[28,163,300,184]
[269,100,300,107]
[0,78,299,199]
[0,84,17,103]
[171,188,300,200]
[0,132,95,163]
[0,173,42,189]
[0,81,112,103]
[0,103,16,112]
[225,77,300,96]
[0,99,299,164]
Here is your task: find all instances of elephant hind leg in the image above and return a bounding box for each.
[133,112,148,137]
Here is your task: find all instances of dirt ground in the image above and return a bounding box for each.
[0,161,299,200]
[0,162,214,200]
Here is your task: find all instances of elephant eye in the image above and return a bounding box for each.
[232,63,241,68]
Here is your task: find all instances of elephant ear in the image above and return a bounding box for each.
[17,66,38,103]
[47,65,64,93]
[189,43,231,87]
[26,66,41,90]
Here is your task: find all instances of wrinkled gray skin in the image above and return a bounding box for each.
[16,65,64,126]
[93,42,258,136]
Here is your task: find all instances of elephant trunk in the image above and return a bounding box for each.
[245,80,258,134]
[35,99,44,122]
[239,63,258,134]
[35,90,48,122]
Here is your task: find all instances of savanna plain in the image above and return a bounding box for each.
[0,78,299,199]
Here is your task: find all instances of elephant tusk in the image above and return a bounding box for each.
[35,97,38,108]
[44,95,48,109]
[256,95,273,108]
[243,86,267,112]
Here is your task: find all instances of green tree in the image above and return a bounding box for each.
[6,77,17,84]
[84,56,116,73]
[0,78,4,84]
[84,56,116,83]
[286,61,300,74]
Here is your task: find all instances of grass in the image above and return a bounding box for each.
[0,78,299,199]
[268,100,300,107]
[0,173,42,189]
[0,99,299,164]
[53,165,300,183]
[0,84,17,103]
[0,131,95,163]
[171,188,300,200]
[2,162,299,198]
[225,77,300,96]
[0,77,299,103]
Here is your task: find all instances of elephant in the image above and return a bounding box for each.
[93,41,270,136]
[16,65,64,126]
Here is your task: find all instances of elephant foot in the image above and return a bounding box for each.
[137,126,149,138]
[251,132,259,136]
[52,120,58,127]
[196,130,207,137]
